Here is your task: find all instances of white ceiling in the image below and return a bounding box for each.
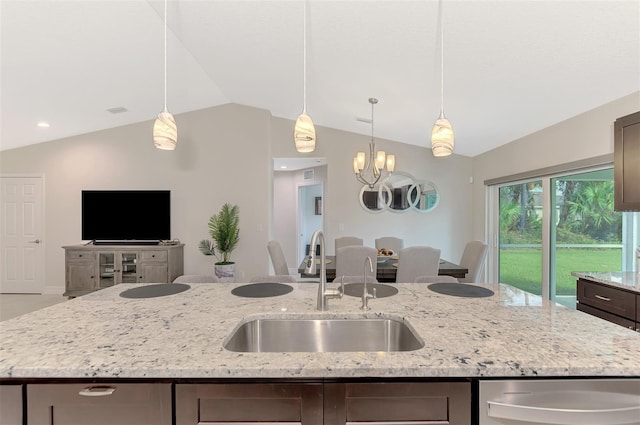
[1,1,639,156]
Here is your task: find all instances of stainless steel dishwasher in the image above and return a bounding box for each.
[479,379,640,425]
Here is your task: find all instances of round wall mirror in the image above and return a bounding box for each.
[359,184,385,213]
[410,180,440,213]
[359,173,440,214]
[378,172,416,213]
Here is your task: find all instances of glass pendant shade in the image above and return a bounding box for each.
[375,151,386,170]
[431,116,454,157]
[386,154,396,172]
[153,111,177,150]
[294,113,316,153]
[355,152,366,171]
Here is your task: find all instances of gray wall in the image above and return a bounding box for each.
[1,102,473,293]
[471,91,640,242]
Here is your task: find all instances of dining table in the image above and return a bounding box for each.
[297,255,468,282]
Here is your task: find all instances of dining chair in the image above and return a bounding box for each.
[375,237,404,254]
[249,275,297,284]
[414,275,458,283]
[334,236,364,254]
[395,246,441,283]
[334,246,378,280]
[173,274,219,283]
[267,240,290,276]
[458,241,488,283]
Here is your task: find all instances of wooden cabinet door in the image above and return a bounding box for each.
[66,262,96,292]
[138,262,168,283]
[0,385,23,424]
[324,381,471,425]
[27,383,171,425]
[176,383,323,425]
[614,110,640,211]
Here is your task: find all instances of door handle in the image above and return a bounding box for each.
[78,386,116,396]
[28,239,41,244]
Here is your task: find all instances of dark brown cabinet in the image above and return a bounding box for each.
[577,278,639,332]
[324,381,471,425]
[27,383,172,425]
[614,110,640,211]
[176,383,323,425]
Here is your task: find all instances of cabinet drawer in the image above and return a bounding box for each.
[0,385,23,424]
[140,250,168,262]
[66,250,95,261]
[577,303,636,331]
[176,383,323,425]
[577,279,636,321]
[27,383,171,425]
[325,382,471,425]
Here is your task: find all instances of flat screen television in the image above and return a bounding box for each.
[82,190,170,244]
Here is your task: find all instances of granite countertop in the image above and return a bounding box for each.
[1,281,639,379]
[572,271,640,294]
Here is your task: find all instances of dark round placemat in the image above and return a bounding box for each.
[231,282,293,298]
[119,283,191,299]
[427,282,494,298]
[343,283,399,298]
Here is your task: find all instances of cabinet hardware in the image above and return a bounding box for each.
[594,294,611,302]
[78,386,116,397]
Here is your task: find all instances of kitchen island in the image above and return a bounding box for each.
[1,281,639,425]
[1,281,639,378]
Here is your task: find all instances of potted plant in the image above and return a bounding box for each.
[198,203,240,282]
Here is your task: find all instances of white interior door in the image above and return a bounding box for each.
[0,176,44,293]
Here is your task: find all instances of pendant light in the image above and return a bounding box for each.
[153,0,177,150]
[353,98,396,188]
[293,0,316,153]
[431,0,453,157]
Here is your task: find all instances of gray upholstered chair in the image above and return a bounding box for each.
[458,241,488,283]
[334,236,364,254]
[395,246,441,283]
[249,275,297,283]
[414,275,458,284]
[173,274,219,283]
[375,237,404,254]
[267,240,290,276]
[334,245,377,281]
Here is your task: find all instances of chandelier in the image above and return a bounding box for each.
[353,98,395,188]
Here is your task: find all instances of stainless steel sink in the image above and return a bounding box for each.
[223,316,424,352]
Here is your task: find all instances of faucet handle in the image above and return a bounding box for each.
[336,275,345,298]
[372,287,377,299]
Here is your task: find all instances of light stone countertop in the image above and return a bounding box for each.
[572,271,640,294]
[1,281,639,379]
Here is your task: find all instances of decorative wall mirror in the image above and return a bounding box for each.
[359,172,440,214]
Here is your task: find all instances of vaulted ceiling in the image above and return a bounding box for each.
[1,1,638,156]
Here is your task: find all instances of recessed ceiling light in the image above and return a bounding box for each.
[106,106,128,114]
[37,122,50,128]
[280,165,288,169]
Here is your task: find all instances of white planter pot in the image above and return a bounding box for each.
[215,263,235,283]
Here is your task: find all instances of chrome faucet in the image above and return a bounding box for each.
[360,256,377,310]
[305,230,343,311]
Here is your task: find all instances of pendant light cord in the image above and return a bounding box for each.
[163,0,168,112]
[302,0,308,114]
[439,0,444,117]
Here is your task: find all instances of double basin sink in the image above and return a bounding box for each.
[224,316,424,353]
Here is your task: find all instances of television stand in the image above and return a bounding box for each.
[92,240,161,246]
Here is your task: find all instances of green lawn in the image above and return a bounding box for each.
[499,248,622,296]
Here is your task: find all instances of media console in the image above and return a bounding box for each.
[63,244,184,298]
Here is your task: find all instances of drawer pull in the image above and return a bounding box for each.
[79,386,116,397]
[594,294,611,302]
[199,423,302,425]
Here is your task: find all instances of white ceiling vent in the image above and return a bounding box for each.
[303,169,314,181]
[106,107,128,114]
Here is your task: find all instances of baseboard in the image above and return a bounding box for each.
[42,285,65,295]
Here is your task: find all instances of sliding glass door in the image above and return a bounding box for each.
[498,180,543,295]
[550,169,622,307]
[491,165,638,308]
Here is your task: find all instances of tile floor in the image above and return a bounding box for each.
[0,294,67,321]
